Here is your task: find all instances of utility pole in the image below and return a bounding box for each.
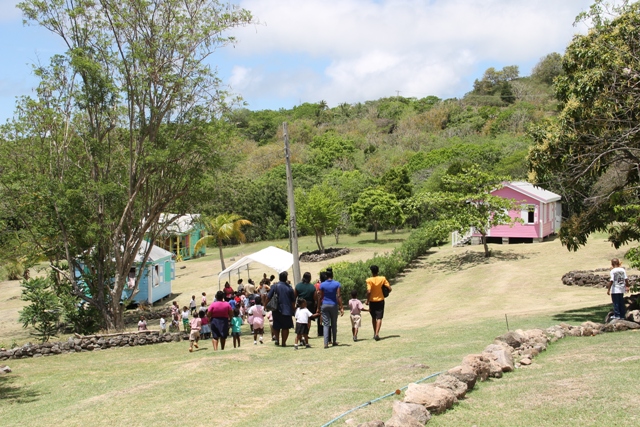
[283,122,301,285]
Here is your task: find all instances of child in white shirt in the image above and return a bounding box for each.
[160,316,166,333]
[294,298,318,350]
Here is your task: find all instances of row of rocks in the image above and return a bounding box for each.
[299,247,350,262]
[0,331,189,361]
[562,269,640,288]
[123,307,173,324]
[357,318,640,427]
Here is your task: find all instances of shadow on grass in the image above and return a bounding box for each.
[0,375,40,404]
[552,304,611,324]
[357,239,405,245]
[378,334,401,341]
[426,250,530,272]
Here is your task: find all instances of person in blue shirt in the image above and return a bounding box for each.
[317,268,344,348]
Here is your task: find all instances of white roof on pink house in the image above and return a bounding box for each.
[503,181,561,203]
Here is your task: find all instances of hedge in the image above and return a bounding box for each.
[330,221,448,298]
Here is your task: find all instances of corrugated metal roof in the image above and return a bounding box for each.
[505,182,561,203]
[158,213,201,235]
[135,240,174,262]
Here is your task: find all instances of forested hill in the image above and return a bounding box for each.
[202,56,564,242]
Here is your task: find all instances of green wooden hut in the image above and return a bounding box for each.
[155,214,206,261]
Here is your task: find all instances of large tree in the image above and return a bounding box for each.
[0,0,252,330]
[409,166,519,257]
[528,0,640,261]
[294,184,342,253]
[350,188,403,241]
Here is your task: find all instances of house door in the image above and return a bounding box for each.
[554,202,562,232]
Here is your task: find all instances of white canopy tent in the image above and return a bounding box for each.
[217,246,294,288]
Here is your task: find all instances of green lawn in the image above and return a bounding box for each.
[1,232,639,426]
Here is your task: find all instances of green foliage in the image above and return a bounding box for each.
[350,188,404,241]
[499,82,516,104]
[2,0,253,330]
[471,65,520,96]
[529,1,640,253]
[331,221,446,298]
[18,277,61,342]
[294,184,343,252]
[226,109,284,145]
[323,170,373,207]
[380,167,413,201]
[309,131,356,169]
[194,213,252,270]
[531,52,564,84]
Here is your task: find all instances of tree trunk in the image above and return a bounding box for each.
[318,232,325,253]
[374,223,378,241]
[218,242,226,271]
[334,228,340,245]
[482,234,490,257]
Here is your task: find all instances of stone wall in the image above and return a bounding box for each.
[562,269,640,288]
[0,330,188,361]
[299,247,350,262]
[356,317,640,427]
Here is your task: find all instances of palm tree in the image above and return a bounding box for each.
[194,214,252,271]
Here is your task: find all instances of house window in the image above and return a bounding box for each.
[153,265,161,287]
[522,205,536,224]
[527,205,535,224]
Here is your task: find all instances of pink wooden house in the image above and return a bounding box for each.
[466,182,562,245]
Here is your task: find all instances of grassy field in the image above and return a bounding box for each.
[1,231,639,426]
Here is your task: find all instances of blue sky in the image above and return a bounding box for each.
[0,0,595,123]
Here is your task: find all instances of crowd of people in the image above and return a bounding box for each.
[137,266,392,352]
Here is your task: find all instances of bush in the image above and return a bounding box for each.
[18,277,62,342]
[346,225,362,236]
[331,221,447,298]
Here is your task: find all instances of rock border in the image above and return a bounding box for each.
[359,319,640,427]
[0,330,189,360]
[299,247,350,262]
[562,269,640,288]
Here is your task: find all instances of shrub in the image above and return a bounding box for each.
[331,221,447,298]
[18,277,62,342]
[346,225,362,236]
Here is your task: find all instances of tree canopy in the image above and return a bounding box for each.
[529,0,640,259]
[0,0,252,329]
[350,188,403,241]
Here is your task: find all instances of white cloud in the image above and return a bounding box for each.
[225,0,594,108]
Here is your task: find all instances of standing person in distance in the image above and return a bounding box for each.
[608,258,630,321]
[317,268,344,348]
[266,271,296,347]
[365,265,391,341]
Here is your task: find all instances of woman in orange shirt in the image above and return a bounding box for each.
[365,265,391,341]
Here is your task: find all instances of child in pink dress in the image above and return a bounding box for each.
[248,297,265,344]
